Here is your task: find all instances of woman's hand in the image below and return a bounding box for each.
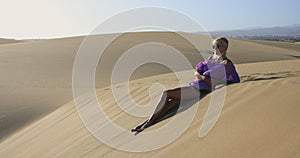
[195,71,211,85]
[195,71,204,80]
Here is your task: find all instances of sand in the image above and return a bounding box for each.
[0,32,299,157]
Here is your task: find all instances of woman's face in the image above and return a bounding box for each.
[212,42,227,55]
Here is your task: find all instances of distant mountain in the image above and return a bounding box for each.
[200,24,300,42]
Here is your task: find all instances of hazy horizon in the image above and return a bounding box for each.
[1,24,300,40]
[1,0,299,39]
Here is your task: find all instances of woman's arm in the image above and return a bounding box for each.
[224,60,240,83]
[196,69,227,86]
[195,71,212,85]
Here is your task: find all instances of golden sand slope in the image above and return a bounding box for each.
[0,36,84,141]
[0,60,299,158]
[0,32,299,157]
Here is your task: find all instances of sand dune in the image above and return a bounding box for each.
[0,36,84,141]
[0,60,299,157]
[0,32,299,157]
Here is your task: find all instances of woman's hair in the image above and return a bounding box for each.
[212,37,229,48]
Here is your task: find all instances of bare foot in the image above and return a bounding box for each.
[131,120,148,132]
[131,120,155,135]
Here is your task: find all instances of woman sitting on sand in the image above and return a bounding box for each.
[131,37,240,133]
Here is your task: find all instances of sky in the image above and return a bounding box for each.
[1,0,299,39]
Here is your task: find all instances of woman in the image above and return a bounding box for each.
[131,37,240,133]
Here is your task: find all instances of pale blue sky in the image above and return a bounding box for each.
[1,0,299,39]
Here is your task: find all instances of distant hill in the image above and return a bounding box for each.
[0,38,23,45]
[201,24,300,42]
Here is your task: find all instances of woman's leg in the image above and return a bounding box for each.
[132,86,201,132]
[146,86,201,125]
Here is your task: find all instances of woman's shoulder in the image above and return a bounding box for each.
[223,58,234,66]
[197,59,209,65]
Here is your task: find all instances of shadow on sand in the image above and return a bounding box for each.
[147,91,210,129]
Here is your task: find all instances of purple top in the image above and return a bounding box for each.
[189,59,240,91]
